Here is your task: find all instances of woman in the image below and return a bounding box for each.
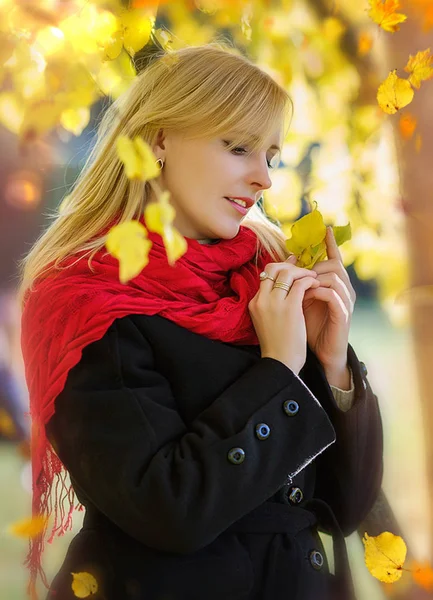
[18,41,383,600]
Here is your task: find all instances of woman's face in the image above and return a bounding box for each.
[150,125,283,241]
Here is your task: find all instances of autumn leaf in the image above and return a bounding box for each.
[358,32,373,56]
[411,559,433,591]
[363,531,407,583]
[377,70,414,114]
[60,107,91,136]
[9,515,48,538]
[398,113,417,139]
[116,135,160,181]
[0,408,17,438]
[403,48,433,89]
[368,0,407,32]
[71,572,98,598]
[145,192,188,265]
[106,220,152,283]
[285,205,351,269]
[415,133,422,152]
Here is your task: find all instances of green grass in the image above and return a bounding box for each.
[0,299,428,600]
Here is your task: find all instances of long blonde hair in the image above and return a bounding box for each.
[17,40,293,308]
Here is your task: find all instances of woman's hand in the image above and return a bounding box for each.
[302,227,356,374]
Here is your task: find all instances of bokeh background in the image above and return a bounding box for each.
[1,1,432,599]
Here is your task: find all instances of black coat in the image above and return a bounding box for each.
[46,313,383,600]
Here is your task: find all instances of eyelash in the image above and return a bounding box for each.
[224,142,275,169]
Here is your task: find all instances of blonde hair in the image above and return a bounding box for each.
[17,40,293,308]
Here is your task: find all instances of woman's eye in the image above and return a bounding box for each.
[224,141,275,169]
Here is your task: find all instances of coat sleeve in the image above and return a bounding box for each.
[46,315,337,554]
[300,344,384,536]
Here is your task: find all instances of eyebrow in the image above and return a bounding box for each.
[228,132,281,153]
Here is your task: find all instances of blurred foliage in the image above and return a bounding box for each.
[1,0,433,326]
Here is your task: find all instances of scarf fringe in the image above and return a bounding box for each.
[26,438,82,599]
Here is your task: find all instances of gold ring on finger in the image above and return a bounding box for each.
[272,281,291,292]
[259,271,276,282]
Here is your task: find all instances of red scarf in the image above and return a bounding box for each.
[20,214,274,596]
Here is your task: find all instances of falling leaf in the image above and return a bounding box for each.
[404,48,433,89]
[285,205,351,269]
[368,0,407,32]
[71,572,98,598]
[411,559,433,591]
[377,70,414,114]
[60,107,90,136]
[398,113,417,139]
[358,31,373,56]
[120,9,152,55]
[0,408,17,438]
[363,531,407,583]
[106,220,153,284]
[145,192,188,265]
[116,135,160,181]
[9,515,48,538]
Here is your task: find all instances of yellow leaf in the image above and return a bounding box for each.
[368,0,407,32]
[120,9,152,54]
[60,108,90,136]
[103,30,123,61]
[144,194,187,264]
[377,70,414,114]
[133,137,160,180]
[162,225,188,265]
[106,220,152,284]
[116,135,159,181]
[363,531,407,583]
[404,48,433,89]
[9,515,48,538]
[398,113,417,139]
[0,408,16,438]
[144,194,176,234]
[285,206,351,269]
[71,572,98,598]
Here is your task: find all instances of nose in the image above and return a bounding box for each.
[249,155,273,194]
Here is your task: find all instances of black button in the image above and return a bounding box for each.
[287,486,303,505]
[360,361,368,377]
[227,447,245,464]
[255,423,271,440]
[309,550,324,570]
[283,400,299,416]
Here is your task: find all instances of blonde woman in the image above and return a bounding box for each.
[19,41,383,600]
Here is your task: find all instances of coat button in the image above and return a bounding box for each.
[309,550,324,570]
[283,400,299,416]
[255,423,271,440]
[360,361,368,377]
[287,486,304,505]
[227,447,245,464]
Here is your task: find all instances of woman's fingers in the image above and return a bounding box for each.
[303,286,350,323]
[315,273,354,312]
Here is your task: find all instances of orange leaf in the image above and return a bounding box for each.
[398,113,417,139]
[415,133,422,153]
[411,559,433,591]
[404,48,433,89]
[358,32,373,56]
[368,0,407,32]
[9,515,48,538]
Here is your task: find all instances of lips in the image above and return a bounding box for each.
[225,197,249,215]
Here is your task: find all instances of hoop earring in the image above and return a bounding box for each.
[155,158,164,170]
